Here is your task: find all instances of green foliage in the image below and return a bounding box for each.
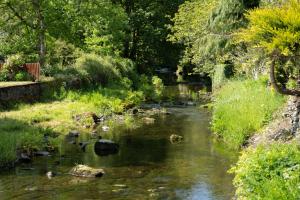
[0,54,31,81]
[152,76,164,99]
[169,0,217,74]
[238,0,300,56]
[46,53,137,88]
[0,0,184,72]
[14,71,32,81]
[0,118,56,167]
[46,39,81,67]
[170,0,259,76]
[230,143,300,199]
[136,74,164,101]
[84,2,129,56]
[213,65,225,89]
[75,53,120,85]
[169,0,217,45]
[212,78,285,148]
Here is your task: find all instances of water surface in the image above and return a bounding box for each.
[0,85,237,200]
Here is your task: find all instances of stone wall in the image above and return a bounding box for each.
[0,83,43,102]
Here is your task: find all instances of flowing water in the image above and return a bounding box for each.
[0,84,237,200]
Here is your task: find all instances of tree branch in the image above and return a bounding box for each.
[5,2,36,29]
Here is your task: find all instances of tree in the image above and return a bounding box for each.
[237,0,300,95]
[170,0,260,76]
[112,0,184,72]
[0,0,130,67]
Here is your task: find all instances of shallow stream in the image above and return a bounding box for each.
[0,84,237,200]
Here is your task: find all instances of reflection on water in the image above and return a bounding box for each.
[0,85,237,200]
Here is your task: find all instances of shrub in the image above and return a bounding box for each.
[0,54,26,81]
[136,75,164,102]
[15,71,32,81]
[75,53,121,85]
[230,143,300,199]
[47,39,80,67]
[152,76,164,99]
[0,68,9,81]
[212,78,285,148]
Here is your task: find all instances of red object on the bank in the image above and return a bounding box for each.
[24,63,40,81]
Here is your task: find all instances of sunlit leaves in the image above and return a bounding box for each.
[238,0,300,56]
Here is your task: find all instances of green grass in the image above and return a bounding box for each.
[230,143,300,199]
[1,87,144,133]
[0,86,146,166]
[212,77,286,148]
[0,118,57,167]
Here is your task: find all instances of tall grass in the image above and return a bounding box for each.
[0,118,53,167]
[212,77,286,148]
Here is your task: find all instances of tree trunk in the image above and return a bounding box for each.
[270,56,300,96]
[32,0,46,68]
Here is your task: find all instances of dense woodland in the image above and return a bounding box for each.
[0,0,300,199]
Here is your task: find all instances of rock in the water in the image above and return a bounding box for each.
[34,151,50,157]
[170,134,184,144]
[102,126,110,132]
[92,113,104,124]
[132,108,139,115]
[69,130,80,137]
[69,164,105,178]
[94,139,119,156]
[90,130,98,138]
[113,184,128,188]
[18,153,32,163]
[46,171,56,179]
[79,142,90,152]
[24,186,38,191]
[142,117,155,124]
[187,101,196,106]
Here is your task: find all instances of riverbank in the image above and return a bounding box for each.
[0,81,157,168]
[0,100,237,200]
[211,77,300,199]
[0,79,209,169]
[230,96,300,199]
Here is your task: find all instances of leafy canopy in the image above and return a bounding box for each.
[238,0,300,56]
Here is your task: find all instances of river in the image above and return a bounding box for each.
[0,84,237,200]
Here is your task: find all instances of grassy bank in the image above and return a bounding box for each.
[212,77,300,199]
[0,118,58,167]
[212,77,286,149]
[0,85,149,165]
[0,53,165,167]
[230,142,300,199]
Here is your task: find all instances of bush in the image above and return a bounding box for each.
[47,39,80,67]
[230,143,300,199]
[15,71,32,81]
[75,53,121,85]
[0,54,33,81]
[152,76,164,99]
[212,77,285,148]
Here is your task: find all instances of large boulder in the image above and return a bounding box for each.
[69,164,105,178]
[94,139,119,156]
